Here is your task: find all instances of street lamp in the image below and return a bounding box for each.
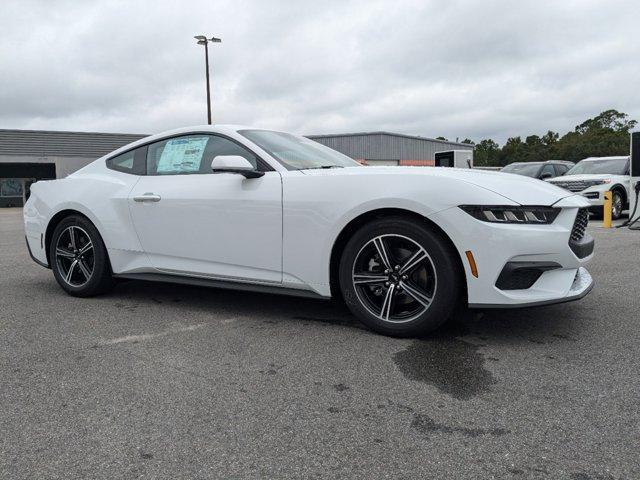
[194,35,222,125]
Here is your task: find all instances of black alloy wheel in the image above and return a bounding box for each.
[50,215,115,297]
[339,217,461,337]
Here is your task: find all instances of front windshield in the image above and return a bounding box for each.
[565,158,629,175]
[239,130,360,170]
[500,163,542,177]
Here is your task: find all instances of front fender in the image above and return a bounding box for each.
[282,172,518,296]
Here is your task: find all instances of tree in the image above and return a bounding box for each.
[474,139,500,166]
[499,137,525,165]
[541,130,559,146]
[555,109,636,161]
[464,109,636,166]
[575,109,637,134]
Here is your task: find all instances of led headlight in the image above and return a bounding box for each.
[459,205,560,224]
[585,179,611,186]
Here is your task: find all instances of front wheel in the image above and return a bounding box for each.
[49,215,115,297]
[338,217,461,337]
[611,190,624,220]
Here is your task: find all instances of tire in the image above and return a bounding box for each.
[49,215,115,297]
[338,217,461,337]
[611,190,624,220]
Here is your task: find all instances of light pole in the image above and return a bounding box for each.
[194,35,222,125]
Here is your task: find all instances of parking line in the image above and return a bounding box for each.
[99,323,207,345]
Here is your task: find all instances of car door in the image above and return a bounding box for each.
[128,133,282,284]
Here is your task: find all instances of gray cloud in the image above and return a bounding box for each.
[0,0,638,143]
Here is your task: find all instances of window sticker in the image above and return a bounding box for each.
[156,136,209,173]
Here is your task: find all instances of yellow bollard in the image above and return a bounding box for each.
[603,191,612,228]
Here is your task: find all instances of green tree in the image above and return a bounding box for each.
[554,109,636,161]
[541,130,559,146]
[499,137,525,166]
[474,139,500,166]
[466,109,636,166]
[575,109,637,134]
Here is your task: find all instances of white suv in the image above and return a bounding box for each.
[546,156,630,219]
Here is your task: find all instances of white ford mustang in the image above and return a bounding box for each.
[24,125,595,337]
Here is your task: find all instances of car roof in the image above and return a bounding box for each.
[579,156,629,162]
[545,160,574,165]
[95,124,264,161]
[504,160,573,166]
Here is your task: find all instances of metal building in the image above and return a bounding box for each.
[0,128,474,207]
[0,129,146,207]
[308,132,473,166]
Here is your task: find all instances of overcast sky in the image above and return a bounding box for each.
[1,0,639,143]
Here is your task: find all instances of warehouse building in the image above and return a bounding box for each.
[0,128,473,206]
[0,129,146,207]
[308,132,473,166]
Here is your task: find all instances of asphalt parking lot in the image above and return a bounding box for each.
[1,208,639,479]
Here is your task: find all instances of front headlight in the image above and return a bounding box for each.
[585,179,611,186]
[459,205,560,224]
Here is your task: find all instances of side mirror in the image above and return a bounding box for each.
[211,155,264,178]
[540,172,553,180]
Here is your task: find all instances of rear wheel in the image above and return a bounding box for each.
[49,215,115,297]
[338,217,461,337]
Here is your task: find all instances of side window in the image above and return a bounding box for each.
[206,136,258,170]
[147,135,210,175]
[541,164,555,177]
[146,134,260,175]
[554,164,567,176]
[106,147,145,175]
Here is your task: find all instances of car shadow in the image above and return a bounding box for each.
[104,278,592,401]
[107,277,588,343]
[108,278,360,328]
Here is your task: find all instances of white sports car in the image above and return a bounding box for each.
[24,125,595,337]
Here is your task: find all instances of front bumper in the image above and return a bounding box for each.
[428,195,594,308]
[548,184,609,207]
[469,267,594,308]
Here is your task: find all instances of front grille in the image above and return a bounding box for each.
[570,208,589,241]
[550,180,600,192]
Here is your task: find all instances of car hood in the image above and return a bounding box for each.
[301,166,575,205]
[546,174,620,182]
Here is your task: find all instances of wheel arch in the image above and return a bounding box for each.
[328,207,467,304]
[610,184,628,205]
[44,209,109,268]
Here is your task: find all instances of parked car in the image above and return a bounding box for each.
[24,125,594,337]
[546,156,630,220]
[501,160,574,179]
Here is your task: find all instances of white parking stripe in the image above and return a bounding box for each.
[100,323,206,345]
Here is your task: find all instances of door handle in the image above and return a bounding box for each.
[133,193,162,202]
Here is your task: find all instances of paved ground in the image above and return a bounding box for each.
[1,208,639,479]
